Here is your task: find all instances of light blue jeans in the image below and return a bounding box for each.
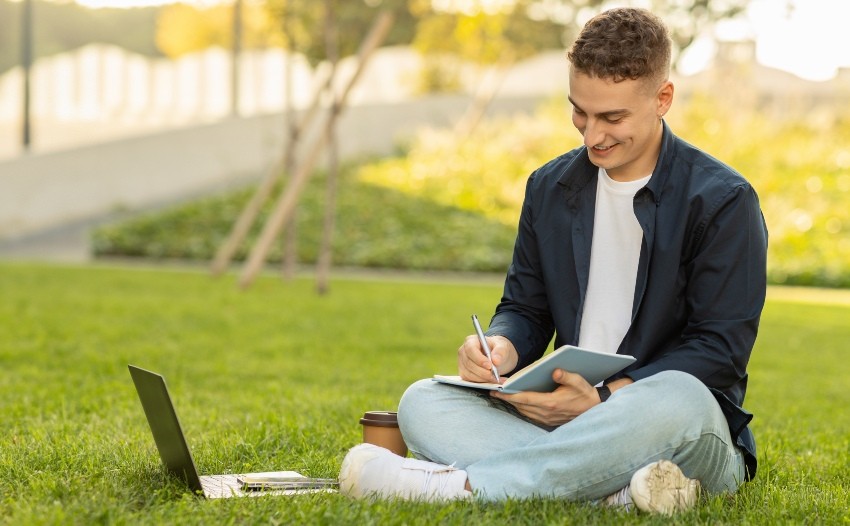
[397,370,746,502]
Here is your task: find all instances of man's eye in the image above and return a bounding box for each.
[606,117,623,124]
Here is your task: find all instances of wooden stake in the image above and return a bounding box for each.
[209,63,334,276]
[237,11,394,289]
[454,63,512,137]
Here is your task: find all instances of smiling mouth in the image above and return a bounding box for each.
[593,144,615,151]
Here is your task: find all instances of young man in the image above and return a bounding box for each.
[339,7,768,514]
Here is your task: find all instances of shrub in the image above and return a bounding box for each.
[94,94,850,286]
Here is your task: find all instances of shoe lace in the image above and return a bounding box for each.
[604,485,633,510]
[421,462,457,496]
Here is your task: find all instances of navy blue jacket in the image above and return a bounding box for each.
[487,123,768,479]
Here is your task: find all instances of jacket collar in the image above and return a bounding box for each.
[556,147,596,202]
[644,121,676,203]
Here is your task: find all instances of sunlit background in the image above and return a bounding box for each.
[68,0,850,81]
[6,0,850,158]
[1,0,848,288]
[4,0,849,157]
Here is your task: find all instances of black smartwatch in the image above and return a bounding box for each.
[596,385,611,403]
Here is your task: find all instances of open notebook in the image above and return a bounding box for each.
[434,345,636,394]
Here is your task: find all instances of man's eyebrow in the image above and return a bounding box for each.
[567,96,630,118]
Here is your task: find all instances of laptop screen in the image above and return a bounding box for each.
[129,365,204,494]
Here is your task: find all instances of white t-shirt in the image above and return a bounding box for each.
[578,168,651,355]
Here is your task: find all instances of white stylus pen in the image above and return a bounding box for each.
[472,314,500,382]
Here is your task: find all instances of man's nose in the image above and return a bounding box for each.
[583,119,605,147]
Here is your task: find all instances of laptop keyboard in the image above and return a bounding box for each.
[200,475,338,499]
[201,475,242,499]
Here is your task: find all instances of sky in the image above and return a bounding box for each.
[69,0,850,82]
[717,0,850,81]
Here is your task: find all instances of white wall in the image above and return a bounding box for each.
[0,44,571,159]
[0,43,568,240]
[0,94,542,240]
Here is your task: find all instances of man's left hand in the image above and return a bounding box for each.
[490,369,600,427]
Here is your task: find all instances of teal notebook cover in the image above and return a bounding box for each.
[433,345,636,394]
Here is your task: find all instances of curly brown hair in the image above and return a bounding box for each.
[567,8,671,85]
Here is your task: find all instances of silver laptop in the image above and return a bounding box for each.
[128,365,338,499]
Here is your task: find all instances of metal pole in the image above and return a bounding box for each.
[21,0,33,151]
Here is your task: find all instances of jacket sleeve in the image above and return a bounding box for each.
[627,182,768,392]
[487,173,556,373]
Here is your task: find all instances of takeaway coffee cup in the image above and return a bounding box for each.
[359,411,408,457]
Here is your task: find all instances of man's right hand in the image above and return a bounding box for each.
[457,334,519,383]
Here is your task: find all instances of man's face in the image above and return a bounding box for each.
[568,69,673,182]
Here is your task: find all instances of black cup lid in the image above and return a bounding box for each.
[359,411,399,427]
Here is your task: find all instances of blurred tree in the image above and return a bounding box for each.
[154,0,416,64]
[409,0,565,93]
[0,0,161,74]
[411,0,563,64]
[156,1,282,58]
[263,0,416,65]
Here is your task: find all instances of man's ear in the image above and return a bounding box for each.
[657,80,674,118]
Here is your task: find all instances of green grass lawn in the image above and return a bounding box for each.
[1,263,847,524]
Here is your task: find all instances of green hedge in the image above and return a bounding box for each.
[94,94,850,287]
[92,171,517,273]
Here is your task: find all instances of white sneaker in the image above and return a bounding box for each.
[339,443,472,501]
[603,485,633,511]
[629,460,700,515]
